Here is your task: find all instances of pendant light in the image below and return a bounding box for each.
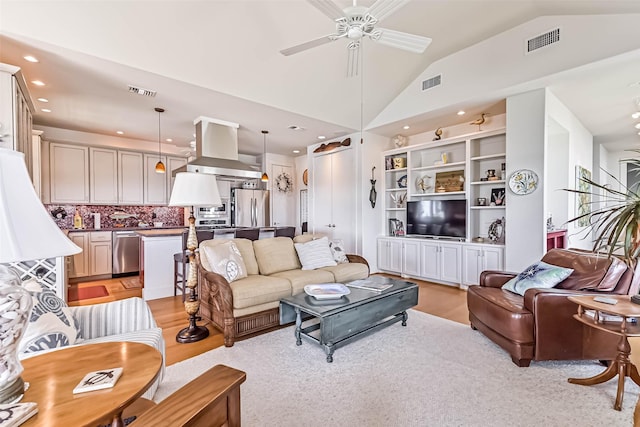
[155,107,166,173]
[261,130,269,182]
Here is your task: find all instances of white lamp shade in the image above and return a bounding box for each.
[0,148,81,263]
[169,172,222,207]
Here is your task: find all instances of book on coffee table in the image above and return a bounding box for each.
[346,279,393,293]
[73,367,123,394]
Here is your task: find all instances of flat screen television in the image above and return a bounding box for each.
[406,200,466,238]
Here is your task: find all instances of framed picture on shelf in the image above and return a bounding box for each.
[491,188,505,206]
[434,170,465,192]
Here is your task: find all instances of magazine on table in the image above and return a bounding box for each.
[346,278,393,293]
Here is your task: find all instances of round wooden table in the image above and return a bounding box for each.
[20,341,162,427]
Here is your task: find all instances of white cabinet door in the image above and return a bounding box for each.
[330,148,355,251]
[118,151,144,205]
[420,241,440,281]
[463,245,483,286]
[402,239,421,277]
[68,232,89,278]
[483,246,504,271]
[89,147,118,204]
[166,156,187,200]
[377,238,402,273]
[144,154,167,205]
[440,243,462,283]
[50,143,89,204]
[89,241,112,276]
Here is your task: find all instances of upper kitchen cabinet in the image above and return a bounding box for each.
[144,154,168,205]
[0,64,34,177]
[90,147,118,204]
[50,143,90,204]
[166,156,188,200]
[118,151,144,205]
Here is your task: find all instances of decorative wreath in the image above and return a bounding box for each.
[276,172,293,193]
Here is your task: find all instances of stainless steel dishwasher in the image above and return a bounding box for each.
[112,231,140,276]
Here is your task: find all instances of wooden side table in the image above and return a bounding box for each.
[21,341,162,426]
[568,295,640,410]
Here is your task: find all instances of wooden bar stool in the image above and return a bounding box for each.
[274,226,295,238]
[234,228,260,241]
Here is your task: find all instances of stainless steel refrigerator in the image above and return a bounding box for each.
[231,189,270,227]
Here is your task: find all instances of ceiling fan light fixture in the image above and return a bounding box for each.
[155,107,166,174]
[261,130,269,182]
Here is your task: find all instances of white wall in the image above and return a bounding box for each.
[505,89,546,271]
[545,90,594,250]
[545,119,570,231]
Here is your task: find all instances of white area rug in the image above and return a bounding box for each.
[156,310,637,426]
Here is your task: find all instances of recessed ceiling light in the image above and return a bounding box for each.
[457,110,465,115]
[635,123,640,129]
[317,135,326,140]
[116,131,124,135]
[166,138,173,142]
[37,98,49,103]
[633,112,640,119]
[32,80,45,86]
[403,125,410,130]
[41,108,51,113]
[293,150,301,154]
[23,55,38,63]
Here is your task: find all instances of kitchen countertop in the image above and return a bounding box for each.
[136,228,187,237]
[66,226,187,232]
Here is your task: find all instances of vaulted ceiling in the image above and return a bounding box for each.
[1,1,640,156]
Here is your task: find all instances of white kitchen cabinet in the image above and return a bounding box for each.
[0,65,33,178]
[271,164,295,227]
[312,147,355,252]
[419,240,461,285]
[90,147,118,204]
[50,143,90,204]
[144,154,167,205]
[377,238,402,274]
[217,179,231,199]
[166,156,188,199]
[89,240,112,276]
[462,244,504,286]
[402,239,421,277]
[68,232,89,278]
[118,151,144,205]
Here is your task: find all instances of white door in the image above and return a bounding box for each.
[463,245,483,286]
[402,239,421,277]
[329,148,355,252]
[440,243,461,284]
[377,239,390,271]
[90,147,118,204]
[312,153,333,239]
[118,151,144,204]
[144,154,167,205]
[420,241,440,281]
[50,143,89,204]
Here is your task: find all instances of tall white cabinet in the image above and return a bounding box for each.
[312,147,355,252]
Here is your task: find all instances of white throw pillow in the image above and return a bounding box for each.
[19,279,82,355]
[294,237,337,270]
[329,239,349,264]
[201,241,248,282]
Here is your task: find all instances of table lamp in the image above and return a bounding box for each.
[0,148,81,403]
[169,171,221,343]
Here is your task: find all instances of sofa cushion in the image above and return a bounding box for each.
[230,275,292,309]
[502,261,573,296]
[200,238,259,276]
[294,237,337,270]
[321,262,369,283]
[271,269,335,295]
[253,237,301,275]
[19,279,81,355]
[200,241,248,283]
[329,239,349,264]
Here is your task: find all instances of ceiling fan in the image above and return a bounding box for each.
[280,0,432,75]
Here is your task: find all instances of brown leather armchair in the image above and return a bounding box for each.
[467,248,640,367]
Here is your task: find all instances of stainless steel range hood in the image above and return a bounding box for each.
[172,116,261,179]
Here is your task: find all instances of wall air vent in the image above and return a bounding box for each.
[526,28,560,54]
[421,74,441,91]
[127,85,157,97]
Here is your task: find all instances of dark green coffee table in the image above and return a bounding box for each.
[279,276,418,362]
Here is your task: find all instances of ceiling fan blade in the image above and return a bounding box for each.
[307,0,346,21]
[280,35,336,56]
[367,0,410,23]
[373,28,432,53]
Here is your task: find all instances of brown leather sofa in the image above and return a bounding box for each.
[467,248,640,367]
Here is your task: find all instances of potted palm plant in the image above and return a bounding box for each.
[565,150,640,266]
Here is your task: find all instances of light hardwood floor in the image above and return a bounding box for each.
[68,274,470,366]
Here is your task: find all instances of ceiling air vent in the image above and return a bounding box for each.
[421,74,441,91]
[127,85,157,97]
[526,28,560,54]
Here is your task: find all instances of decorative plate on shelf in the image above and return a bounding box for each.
[508,169,539,195]
[397,175,408,188]
[415,175,433,193]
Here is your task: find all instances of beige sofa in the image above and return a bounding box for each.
[197,235,369,347]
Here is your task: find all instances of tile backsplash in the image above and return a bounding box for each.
[46,204,185,229]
